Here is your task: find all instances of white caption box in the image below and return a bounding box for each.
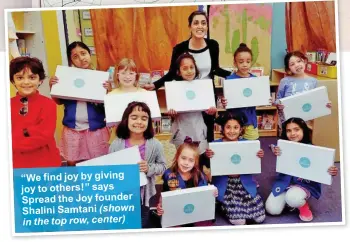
[209,140,261,176]
[77,146,147,186]
[161,185,216,228]
[165,79,216,113]
[51,65,109,103]
[223,76,271,109]
[276,140,335,185]
[104,91,161,125]
[279,86,331,121]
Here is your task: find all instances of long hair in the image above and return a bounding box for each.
[116,101,154,139]
[169,143,204,187]
[175,52,200,80]
[280,117,312,144]
[188,10,209,27]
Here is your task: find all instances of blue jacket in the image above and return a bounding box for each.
[271,173,321,199]
[61,99,106,131]
[225,73,257,128]
[210,138,259,202]
[162,168,207,191]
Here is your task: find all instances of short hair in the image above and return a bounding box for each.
[116,101,154,139]
[9,56,46,83]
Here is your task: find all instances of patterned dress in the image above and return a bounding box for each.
[221,176,265,221]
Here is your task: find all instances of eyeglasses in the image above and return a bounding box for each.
[184,136,200,147]
[19,97,28,116]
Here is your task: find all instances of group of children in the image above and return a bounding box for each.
[10,39,338,228]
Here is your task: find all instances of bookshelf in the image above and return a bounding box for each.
[271,69,340,162]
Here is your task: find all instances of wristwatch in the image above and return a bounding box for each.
[23,128,30,137]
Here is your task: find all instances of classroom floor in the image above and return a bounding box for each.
[150,137,343,227]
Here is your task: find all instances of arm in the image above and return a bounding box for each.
[275,79,287,102]
[146,140,167,177]
[12,100,57,152]
[153,45,181,90]
[274,79,287,110]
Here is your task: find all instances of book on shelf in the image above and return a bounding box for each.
[17,39,30,56]
[261,113,275,130]
[139,73,151,85]
[151,70,164,83]
[153,117,172,135]
[214,123,222,133]
[152,120,161,134]
[160,116,172,133]
[214,75,224,87]
[216,95,225,109]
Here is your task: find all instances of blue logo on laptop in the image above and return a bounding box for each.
[186,90,196,100]
[299,157,311,168]
[74,78,85,88]
[231,154,241,164]
[243,88,252,97]
[302,103,312,112]
[183,204,195,214]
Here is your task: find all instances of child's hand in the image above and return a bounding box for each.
[257,149,264,158]
[326,101,332,109]
[142,83,155,91]
[272,146,281,156]
[206,106,217,116]
[103,81,112,93]
[138,160,148,173]
[269,98,273,105]
[276,104,284,110]
[221,97,227,108]
[156,202,164,216]
[213,187,218,197]
[205,148,215,158]
[167,109,178,118]
[49,76,59,90]
[328,165,338,176]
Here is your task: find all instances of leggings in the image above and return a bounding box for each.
[265,186,309,215]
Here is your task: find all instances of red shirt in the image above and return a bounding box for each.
[11,91,61,168]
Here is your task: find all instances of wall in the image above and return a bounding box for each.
[0,0,32,51]
[271,2,287,70]
[79,10,97,68]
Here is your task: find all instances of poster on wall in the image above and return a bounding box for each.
[209,3,273,75]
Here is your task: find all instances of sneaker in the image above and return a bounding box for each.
[298,202,313,222]
[229,219,246,225]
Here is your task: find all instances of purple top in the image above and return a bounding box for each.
[125,139,146,160]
